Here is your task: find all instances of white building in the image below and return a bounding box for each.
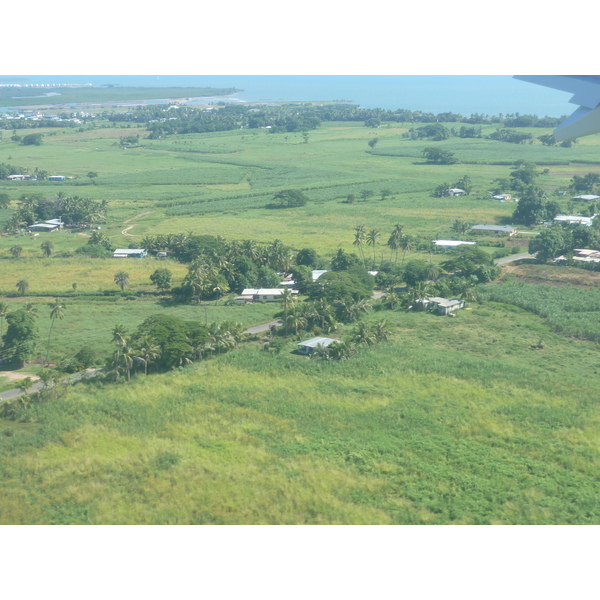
[236,289,298,303]
[297,337,339,355]
[113,249,147,258]
[432,240,476,249]
[553,214,596,226]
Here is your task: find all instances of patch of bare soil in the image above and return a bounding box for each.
[0,371,39,384]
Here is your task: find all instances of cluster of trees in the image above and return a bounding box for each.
[3,193,109,232]
[432,176,473,197]
[0,299,66,368]
[110,315,245,381]
[104,102,566,140]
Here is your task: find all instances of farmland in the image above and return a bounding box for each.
[1,101,600,524]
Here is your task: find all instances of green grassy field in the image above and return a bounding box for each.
[1,116,600,524]
[0,302,598,524]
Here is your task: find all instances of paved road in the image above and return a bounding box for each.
[494,252,535,265]
[244,319,283,335]
[0,369,99,403]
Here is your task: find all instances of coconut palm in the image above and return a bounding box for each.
[281,288,296,335]
[352,225,366,262]
[46,298,66,365]
[40,241,54,257]
[114,271,130,291]
[366,228,380,265]
[111,324,128,380]
[16,279,29,296]
[286,312,307,336]
[387,224,404,264]
[399,235,414,265]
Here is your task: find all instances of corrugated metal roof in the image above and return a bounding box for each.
[297,337,338,348]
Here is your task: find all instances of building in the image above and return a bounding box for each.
[236,288,298,303]
[423,297,465,315]
[297,337,339,355]
[554,214,596,226]
[448,188,466,196]
[29,222,60,232]
[492,193,513,202]
[113,248,147,258]
[572,194,600,202]
[471,224,517,236]
[432,240,476,249]
[48,175,66,181]
[312,270,330,280]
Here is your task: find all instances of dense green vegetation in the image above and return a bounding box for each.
[1,98,600,524]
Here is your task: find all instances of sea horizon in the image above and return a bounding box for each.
[0,75,575,117]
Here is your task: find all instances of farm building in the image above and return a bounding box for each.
[471,224,517,235]
[492,193,513,201]
[432,240,476,249]
[48,175,66,181]
[29,222,61,232]
[113,248,147,258]
[425,297,465,315]
[297,337,339,355]
[236,288,298,303]
[554,214,596,226]
[557,249,600,263]
[312,270,331,280]
[572,194,600,201]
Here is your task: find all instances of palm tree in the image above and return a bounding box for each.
[46,298,66,365]
[10,245,23,259]
[40,241,54,257]
[353,225,366,262]
[111,324,128,380]
[286,312,307,336]
[281,288,296,335]
[366,228,380,265]
[114,271,130,291]
[38,368,56,399]
[387,224,404,264]
[399,235,414,265]
[16,279,29,296]
[0,301,9,341]
[351,321,377,346]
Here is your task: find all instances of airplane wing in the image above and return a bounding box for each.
[514,75,600,141]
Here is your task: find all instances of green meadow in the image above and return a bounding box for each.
[1,112,600,524]
[1,304,599,524]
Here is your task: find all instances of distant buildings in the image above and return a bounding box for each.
[236,289,298,303]
[572,194,600,202]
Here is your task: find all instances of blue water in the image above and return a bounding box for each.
[0,74,575,117]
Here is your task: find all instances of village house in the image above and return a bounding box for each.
[447,188,466,196]
[554,214,596,226]
[236,288,298,303]
[419,297,465,315]
[297,337,339,355]
[113,248,148,258]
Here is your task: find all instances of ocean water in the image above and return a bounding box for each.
[0,74,575,117]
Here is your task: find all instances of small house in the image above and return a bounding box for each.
[113,248,147,258]
[312,270,331,281]
[237,288,298,303]
[297,337,339,355]
[426,297,465,315]
[48,175,66,181]
[492,193,513,201]
[29,222,60,232]
[448,188,466,196]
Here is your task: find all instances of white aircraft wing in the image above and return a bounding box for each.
[514,75,600,141]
